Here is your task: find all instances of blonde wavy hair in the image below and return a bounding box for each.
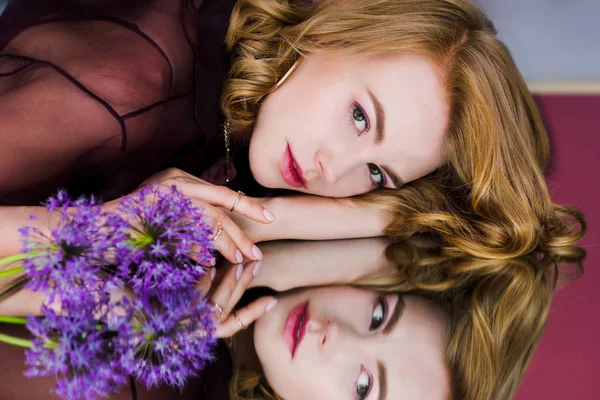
[221,0,586,260]
[228,239,586,400]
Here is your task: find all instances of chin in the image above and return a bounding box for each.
[248,155,278,189]
[253,312,277,369]
[250,166,276,189]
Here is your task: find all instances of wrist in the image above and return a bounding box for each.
[0,206,51,257]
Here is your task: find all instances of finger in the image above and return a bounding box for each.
[219,213,263,261]
[209,263,243,320]
[176,181,275,224]
[200,207,260,262]
[216,296,278,338]
[222,261,262,318]
[195,266,216,297]
[199,215,244,265]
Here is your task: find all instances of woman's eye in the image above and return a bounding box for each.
[368,163,384,189]
[357,368,372,399]
[369,296,387,330]
[352,104,369,133]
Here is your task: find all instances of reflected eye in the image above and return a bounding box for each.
[357,367,372,400]
[352,103,369,134]
[368,163,384,189]
[369,296,387,331]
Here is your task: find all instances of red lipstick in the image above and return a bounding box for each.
[284,301,309,359]
[280,144,305,188]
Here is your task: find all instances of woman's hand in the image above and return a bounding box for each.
[197,263,276,339]
[106,168,276,265]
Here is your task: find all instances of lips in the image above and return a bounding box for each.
[280,144,305,188]
[284,301,309,359]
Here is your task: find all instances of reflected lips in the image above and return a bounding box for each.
[284,301,309,359]
[280,144,305,188]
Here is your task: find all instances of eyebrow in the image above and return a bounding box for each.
[377,361,388,400]
[377,296,405,400]
[368,88,386,146]
[383,295,405,335]
[381,166,404,189]
[366,89,405,189]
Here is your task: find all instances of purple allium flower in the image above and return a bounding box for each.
[20,191,126,309]
[25,300,131,400]
[121,289,217,389]
[115,184,215,293]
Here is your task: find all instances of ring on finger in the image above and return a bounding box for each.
[212,222,223,241]
[230,191,245,212]
[233,311,248,330]
[213,302,225,320]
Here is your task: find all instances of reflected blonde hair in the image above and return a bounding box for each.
[221,0,586,259]
[228,239,585,400]
[367,241,585,400]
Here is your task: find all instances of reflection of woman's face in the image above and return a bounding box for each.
[248,52,448,198]
[253,287,450,400]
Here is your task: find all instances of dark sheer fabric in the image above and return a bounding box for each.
[0,0,241,206]
[0,0,238,398]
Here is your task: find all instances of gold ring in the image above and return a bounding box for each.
[212,222,223,241]
[233,311,248,330]
[214,302,225,320]
[230,191,245,212]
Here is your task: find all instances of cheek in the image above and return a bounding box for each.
[260,73,348,140]
[320,289,372,321]
[252,307,279,365]
[263,365,337,400]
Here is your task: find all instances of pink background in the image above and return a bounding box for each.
[515,95,600,399]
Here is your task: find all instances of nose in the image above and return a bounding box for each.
[309,317,355,355]
[314,149,338,184]
[315,147,362,185]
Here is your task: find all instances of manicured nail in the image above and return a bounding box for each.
[235,249,243,263]
[252,261,263,277]
[265,299,278,312]
[210,268,216,281]
[252,245,263,260]
[209,258,216,267]
[263,208,276,222]
[236,264,243,280]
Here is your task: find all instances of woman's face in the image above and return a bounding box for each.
[253,287,450,400]
[248,52,449,197]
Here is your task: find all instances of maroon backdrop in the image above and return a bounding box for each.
[515,95,600,399]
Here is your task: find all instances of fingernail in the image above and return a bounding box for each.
[263,208,276,222]
[236,263,243,280]
[265,299,278,312]
[209,258,216,267]
[252,245,263,260]
[210,268,216,281]
[252,261,263,277]
[235,249,243,263]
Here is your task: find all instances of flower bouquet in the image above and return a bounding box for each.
[0,185,219,399]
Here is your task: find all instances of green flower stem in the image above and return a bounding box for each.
[0,266,25,278]
[0,251,40,267]
[0,333,32,348]
[0,316,28,324]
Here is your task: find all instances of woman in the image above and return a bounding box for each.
[0,238,585,399]
[0,0,586,264]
